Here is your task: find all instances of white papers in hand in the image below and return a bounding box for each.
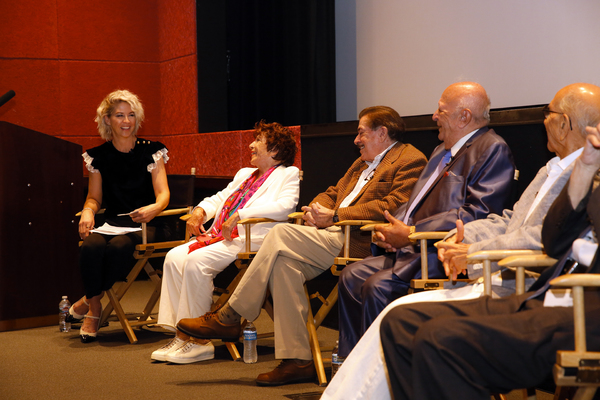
[91,223,142,235]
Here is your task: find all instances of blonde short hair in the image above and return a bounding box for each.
[94,90,145,141]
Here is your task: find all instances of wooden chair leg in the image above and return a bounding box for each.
[312,283,338,329]
[100,258,147,327]
[139,262,161,320]
[106,288,138,344]
[305,286,327,387]
[226,342,241,361]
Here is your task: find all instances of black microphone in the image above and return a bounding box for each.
[0,90,16,108]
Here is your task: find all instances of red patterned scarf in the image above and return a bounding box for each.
[188,165,279,253]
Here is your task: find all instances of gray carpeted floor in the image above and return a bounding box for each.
[0,281,556,400]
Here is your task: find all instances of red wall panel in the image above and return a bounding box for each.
[0,60,60,136]
[158,0,197,61]
[0,0,58,59]
[160,56,198,135]
[58,61,162,138]
[56,0,159,62]
[160,127,302,177]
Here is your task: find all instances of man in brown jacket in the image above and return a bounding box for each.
[177,105,427,385]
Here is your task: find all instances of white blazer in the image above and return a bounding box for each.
[197,166,300,244]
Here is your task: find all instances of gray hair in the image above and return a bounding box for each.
[557,91,600,138]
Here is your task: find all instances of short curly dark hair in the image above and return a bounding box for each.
[359,106,406,142]
[253,120,298,167]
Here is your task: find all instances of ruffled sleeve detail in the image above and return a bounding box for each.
[147,148,169,173]
[82,152,100,173]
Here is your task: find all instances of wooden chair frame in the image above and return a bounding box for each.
[221,212,383,386]
[99,207,192,343]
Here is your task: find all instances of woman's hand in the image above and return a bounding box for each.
[187,208,207,237]
[130,203,163,223]
[222,212,241,241]
[79,208,95,240]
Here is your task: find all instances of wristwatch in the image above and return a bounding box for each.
[332,210,339,223]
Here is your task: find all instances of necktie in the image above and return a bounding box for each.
[403,150,452,224]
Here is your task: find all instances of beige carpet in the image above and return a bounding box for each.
[0,281,555,400]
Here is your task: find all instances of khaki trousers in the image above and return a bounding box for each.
[229,223,344,360]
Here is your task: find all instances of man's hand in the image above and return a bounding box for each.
[187,208,207,237]
[568,123,600,208]
[436,219,470,280]
[373,210,412,251]
[301,202,335,228]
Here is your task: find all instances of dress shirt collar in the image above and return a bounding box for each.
[365,141,398,168]
[448,128,479,157]
[552,147,583,172]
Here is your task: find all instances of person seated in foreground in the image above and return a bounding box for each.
[336,81,515,359]
[68,89,170,343]
[151,121,300,364]
[321,82,600,400]
[379,123,600,400]
[177,105,428,385]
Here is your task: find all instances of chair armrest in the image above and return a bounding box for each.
[288,211,304,219]
[360,222,388,231]
[156,207,192,217]
[551,273,600,288]
[497,253,556,295]
[238,217,278,225]
[467,249,543,262]
[410,231,448,241]
[238,217,287,254]
[551,274,600,356]
[467,250,545,296]
[407,231,449,282]
[498,254,557,268]
[336,219,384,227]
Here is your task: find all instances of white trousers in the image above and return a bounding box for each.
[157,238,258,330]
[321,283,486,400]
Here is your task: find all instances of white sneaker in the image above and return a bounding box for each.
[166,339,215,364]
[151,337,187,361]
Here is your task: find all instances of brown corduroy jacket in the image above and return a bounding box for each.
[311,142,427,258]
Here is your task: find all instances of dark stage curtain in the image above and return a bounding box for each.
[222,0,336,131]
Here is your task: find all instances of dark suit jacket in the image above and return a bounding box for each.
[387,127,516,281]
[312,142,427,258]
[539,180,600,307]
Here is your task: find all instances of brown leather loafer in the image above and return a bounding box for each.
[256,360,316,386]
[177,311,241,342]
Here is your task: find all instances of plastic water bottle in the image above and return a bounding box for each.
[59,296,71,332]
[331,340,342,379]
[243,320,258,363]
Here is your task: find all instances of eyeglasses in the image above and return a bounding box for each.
[542,105,573,130]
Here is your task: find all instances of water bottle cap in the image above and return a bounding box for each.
[62,296,68,299]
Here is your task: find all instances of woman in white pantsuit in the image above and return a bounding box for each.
[151,121,300,364]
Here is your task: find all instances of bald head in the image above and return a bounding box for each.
[545,83,600,158]
[553,83,600,135]
[433,82,491,149]
[442,82,491,125]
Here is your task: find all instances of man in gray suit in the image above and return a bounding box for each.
[321,82,600,400]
